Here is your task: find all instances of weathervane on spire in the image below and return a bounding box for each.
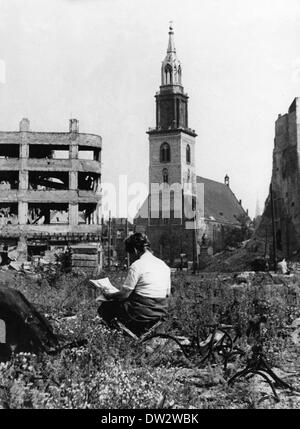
[169,20,173,32]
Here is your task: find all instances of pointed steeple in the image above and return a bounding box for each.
[148,23,196,136]
[161,23,182,86]
[167,23,176,54]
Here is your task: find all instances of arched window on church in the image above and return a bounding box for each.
[162,168,169,184]
[0,319,6,343]
[164,65,172,85]
[160,142,171,163]
[186,144,191,164]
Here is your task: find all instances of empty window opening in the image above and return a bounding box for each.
[29,172,69,191]
[78,172,100,191]
[78,146,100,161]
[28,203,69,225]
[29,145,69,159]
[176,99,180,128]
[27,243,48,260]
[0,144,19,158]
[0,171,19,190]
[0,319,6,343]
[0,240,18,266]
[0,203,18,227]
[0,248,10,266]
[78,203,97,225]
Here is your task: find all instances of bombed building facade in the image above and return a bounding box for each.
[255,98,300,260]
[134,26,248,265]
[0,118,102,265]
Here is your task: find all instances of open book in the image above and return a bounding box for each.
[89,277,119,302]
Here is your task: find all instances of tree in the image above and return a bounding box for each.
[223,214,253,248]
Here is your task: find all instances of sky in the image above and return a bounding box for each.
[0,0,300,219]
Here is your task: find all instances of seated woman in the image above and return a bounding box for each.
[98,233,171,336]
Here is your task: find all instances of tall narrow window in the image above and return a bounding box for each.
[178,66,182,84]
[0,319,6,343]
[162,168,169,184]
[160,142,171,163]
[164,65,172,85]
[176,99,180,128]
[186,144,191,164]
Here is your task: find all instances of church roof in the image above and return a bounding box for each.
[197,176,246,225]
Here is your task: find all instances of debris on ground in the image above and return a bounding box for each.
[202,248,257,273]
[234,271,256,284]
[9,261,22,271]
[277,259,289,274]
[7,248,18,261]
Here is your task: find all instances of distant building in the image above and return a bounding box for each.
[101,218,134,267]
[134,25,248,265]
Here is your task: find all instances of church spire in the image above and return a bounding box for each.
[161,23,182,86]
[148,23,196,136]
[167,23,176,54]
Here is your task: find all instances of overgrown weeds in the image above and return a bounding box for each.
[0,269,300,408]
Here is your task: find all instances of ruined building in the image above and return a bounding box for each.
[0,118,102,264]
[134,25,247,264]
[255,98,300,259]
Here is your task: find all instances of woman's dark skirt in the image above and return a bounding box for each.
[97,293,168,336]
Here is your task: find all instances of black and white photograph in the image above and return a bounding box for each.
[0,0,300,415]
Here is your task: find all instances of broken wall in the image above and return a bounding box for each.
[0,119,102,265]
[255,98,300,259]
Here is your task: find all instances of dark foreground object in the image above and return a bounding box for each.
[0,286,59,361]
[228,344,294,401]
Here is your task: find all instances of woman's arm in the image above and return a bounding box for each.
[103,288,131,301]
[103,266,140,301]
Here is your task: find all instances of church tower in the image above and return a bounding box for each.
[135,24,248,262]
[147,24,197,222]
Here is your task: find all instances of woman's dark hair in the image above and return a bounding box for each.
[125,233,151,254]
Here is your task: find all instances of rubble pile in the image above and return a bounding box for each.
[0,245,67,275]
[201,247,254,273]
[200,235,300,274]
